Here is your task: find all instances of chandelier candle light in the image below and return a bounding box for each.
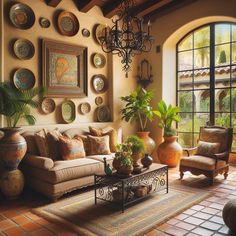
[99,0,154,77]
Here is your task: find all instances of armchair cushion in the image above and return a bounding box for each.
[22,154,54,170]
[196,141,220,157]
[180,155,226,171]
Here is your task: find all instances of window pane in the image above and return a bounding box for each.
[232,42,236,64]
[194,69,210,89]
[178,51,193,70]
[233,25,236,42]
[178,71,193,90]
[232,114,236,130]
[178,34,193,51]
[178,91,193,112]
[215,44,230,66]
[178,113,192,132]
[178,132,192,148]
[215,24,231,44]
[232,66,236,84]
[215,113,230,127]
[215,89,230,112]
[194,114,210,132]
[194,48,210,68]
[231,89,236,112]
[194,26,210,48]
[232,134,236,152]
[194,133,199,146]
[195,90,210,112]
[215,67,230,88]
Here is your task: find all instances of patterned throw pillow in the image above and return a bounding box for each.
[74,134,90,155]
[89,126,117,152]
[35,129,49,157]
[196,141,220,157]
[59,136,86,160]
[88,135,111,155]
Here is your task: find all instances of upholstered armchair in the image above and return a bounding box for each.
[179,126,233,184]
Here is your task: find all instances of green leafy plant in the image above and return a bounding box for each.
[115,142,133,167]
[0,83,46,127]
[153,100,181,136]
[125,135,145,154]
[120,87,154,131]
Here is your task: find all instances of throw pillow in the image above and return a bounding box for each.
[22,132,39,155]
[89,126,117,152]
[46,129,63,160]
[196,141,220,157]
[59,136,86,160]
[74,134,90,155]
[88,135,111,155]
[35,129,49,157]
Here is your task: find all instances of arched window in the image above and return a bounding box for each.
[177,22,236,150]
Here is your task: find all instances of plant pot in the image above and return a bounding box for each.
[141,153,153,168]
[136,131,155,155]
[0,128,27,199]
[132,152,142,168]
[157,136,183,168]
[117,165,133,176]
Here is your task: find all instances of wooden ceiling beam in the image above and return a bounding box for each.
[74,0,101,12]
[46,0,62,7]
[102,0,121,18]
[143,0,197,22]
[134,0,173,18]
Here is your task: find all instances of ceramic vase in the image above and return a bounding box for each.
[141,153,153,168]
[0,128,27,199]
[136,131,155,155]
[157,136,183,168]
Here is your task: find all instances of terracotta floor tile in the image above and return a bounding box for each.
[0,215,6,222]
[209,216,224,225]
[208,203,224,210]
[157,223,171,232]
[183,209,197,215]
[186,233,199,236]
[3,226,26,236]
[1,210,19,218]
[174,213,189,221]
[30,228,55,236]
[192,227,214,236]
[0,219,17,230]
[190,205,205,211]
[184,216,204,226]
[21,222,41,232]
[193,212,212,220]
[165,225,188,236]
[35,218,51,226]
[11,215,31,225]
[175,221,196,231]
[200,221,222,231]
[218,225,231,234]
[24,212,41,221]
[201,207,220,215]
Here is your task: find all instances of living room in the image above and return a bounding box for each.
[0,0,236,235]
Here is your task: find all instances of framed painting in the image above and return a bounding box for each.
[42,39,87,97]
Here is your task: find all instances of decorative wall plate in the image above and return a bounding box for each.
[13,68,35,90]
[92,74,108,93]
[39,17,50,28]
[13,39,35,60]
[9,3,35,29]
[93,53,106,68]
[95,96,103,105]
[96,105,111,122]
[41,98,56,114]
[82,28,90,37]
[95,24,106,44]
[61,100,76,123]
[79,102,91,114]
[57,11,79,36]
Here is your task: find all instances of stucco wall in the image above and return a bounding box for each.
[141,0,236,161]
[0,0,138,136]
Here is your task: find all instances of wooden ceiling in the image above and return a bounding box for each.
[46,0,197,21]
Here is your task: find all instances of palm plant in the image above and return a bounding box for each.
[0,83,46,127]
[120,87,154,131]
[154,100,181,136]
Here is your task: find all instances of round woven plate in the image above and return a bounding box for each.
[41,98,56,114]
[79,102,91,115]
[13,39,35,60]
[95,24,106,44]
[96,105,111,122]
[61,100,76,123]
[39,17,50,28]
[95,96,103,105]
[58,11,79,36]
[92,74,108,94]
[93,53,106,68]
[13,68,35,90]
[9,3,35,29]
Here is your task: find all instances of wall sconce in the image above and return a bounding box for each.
[136,59,153,88]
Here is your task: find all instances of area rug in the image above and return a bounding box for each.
[33,188,210,236]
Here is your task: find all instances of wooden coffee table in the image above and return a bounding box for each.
[94,163,168,212]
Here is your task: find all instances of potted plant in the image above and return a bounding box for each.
[120,87,155,154]
[125,135,145,168]
[0,82,45,199]
[113,142,133,176]
[153,100,182,167]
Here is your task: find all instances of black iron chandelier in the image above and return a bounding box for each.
[99,0,154,77]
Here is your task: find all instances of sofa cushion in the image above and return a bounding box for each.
[196,141,220,157]
[74,134,90,155]
[87,153,115,162]
[47,129,63,160]
[22,154,54,170]
[180,155,226,171]
[88,135,111,155]
[59,136,85,160]
[35,129,49,157]
[22,131,39,155]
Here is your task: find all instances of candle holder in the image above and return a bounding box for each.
[136,59,153,88]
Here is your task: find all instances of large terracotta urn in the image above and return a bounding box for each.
[157,136,183,168]
[136,131,155,155]
[0,128,27,199]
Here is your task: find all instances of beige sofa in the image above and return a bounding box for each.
[20,126,122,201]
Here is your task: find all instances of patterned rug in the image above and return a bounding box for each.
[33,188,210,236]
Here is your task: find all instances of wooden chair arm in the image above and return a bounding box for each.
[183,147,198,156]
[213,151,229,160]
